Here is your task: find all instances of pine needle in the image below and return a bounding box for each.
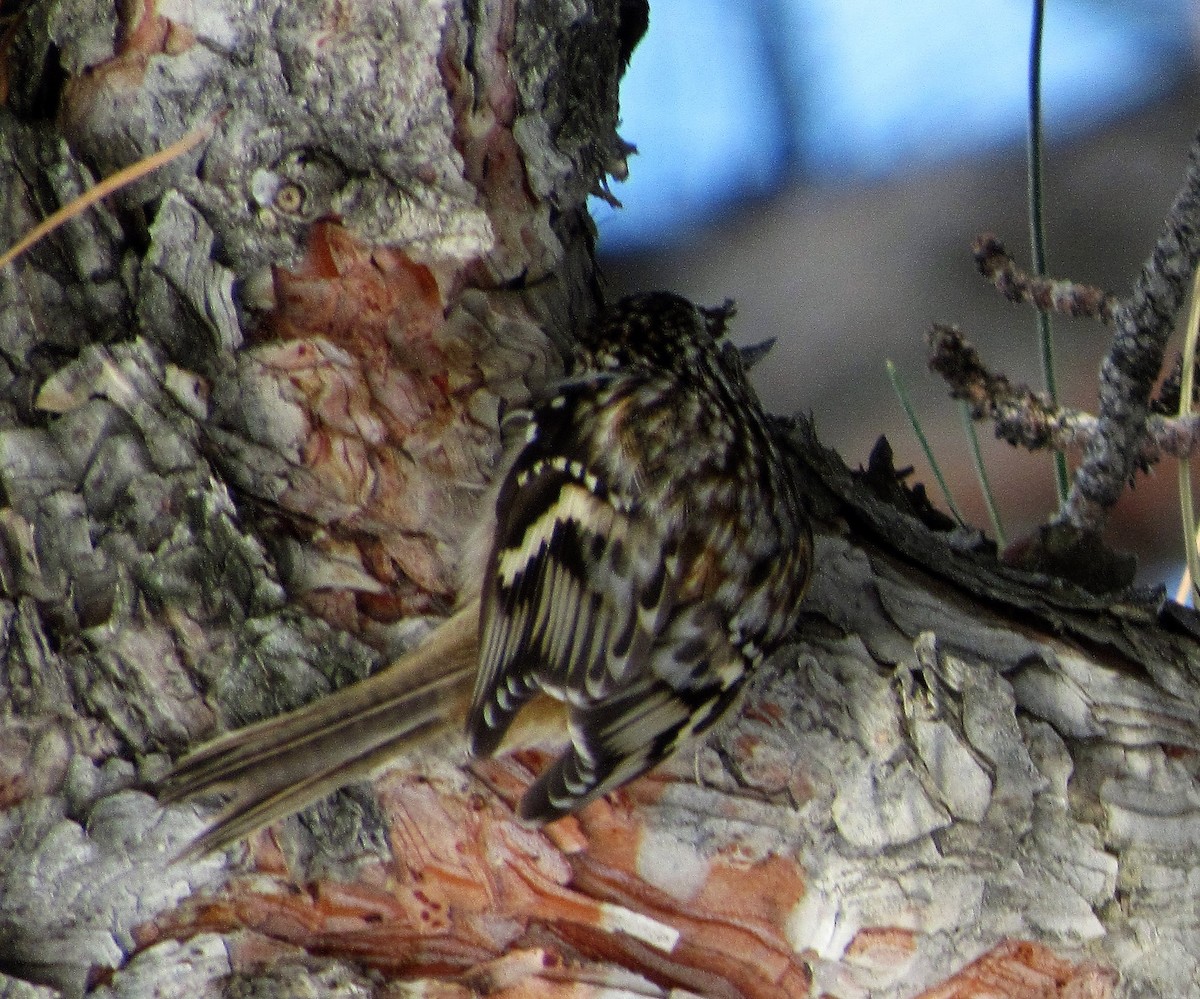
[959,400,1006,547]
[886,359,965,525]
[1176,265,1200,605]
[1027,0,1070,505]
[0,116,218,272]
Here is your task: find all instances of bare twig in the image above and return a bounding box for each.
[1056,131,1200,534]
[973,233,1119,323]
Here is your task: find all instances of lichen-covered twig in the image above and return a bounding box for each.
[930,324,1093,453]
[1152,354,1191,415]
[972,233,1119,323]
[929,323,1200,468]
[1056,131,1200,534]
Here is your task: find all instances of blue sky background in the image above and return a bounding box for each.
[594,1,1195,250]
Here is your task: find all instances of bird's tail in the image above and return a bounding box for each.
[158,600,479,856]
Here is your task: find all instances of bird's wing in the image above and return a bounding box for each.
[467,371,757,821]
[467,373,678,748]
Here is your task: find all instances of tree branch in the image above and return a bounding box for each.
[972,232,1119,323]
[929,322,1200,467]
[1057,130,1200,532]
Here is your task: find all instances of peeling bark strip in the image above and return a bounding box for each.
[2,2,1200,998]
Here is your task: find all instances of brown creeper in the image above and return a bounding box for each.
[471,291,813,820]
[160,292,813,850]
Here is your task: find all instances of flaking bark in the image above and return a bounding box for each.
[0,2,1197,998]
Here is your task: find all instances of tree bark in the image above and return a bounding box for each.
[0,2,1195,997]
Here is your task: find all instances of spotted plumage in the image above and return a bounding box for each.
[158,291,814,854]
[467,291,813,821]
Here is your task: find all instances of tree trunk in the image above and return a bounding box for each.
[0,2,1194,997]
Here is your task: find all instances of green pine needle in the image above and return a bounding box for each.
[1028,0,1070,505]
[959,401,1006,548]
[886,360,965,526]
[1177,268,1200,605]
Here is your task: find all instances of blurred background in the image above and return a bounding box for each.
[594,0,1199,585]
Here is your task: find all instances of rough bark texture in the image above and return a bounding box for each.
[0,2,1197,998]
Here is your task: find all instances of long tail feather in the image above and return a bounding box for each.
[160,601,479,856]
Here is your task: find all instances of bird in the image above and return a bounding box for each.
[158,291,814,855]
